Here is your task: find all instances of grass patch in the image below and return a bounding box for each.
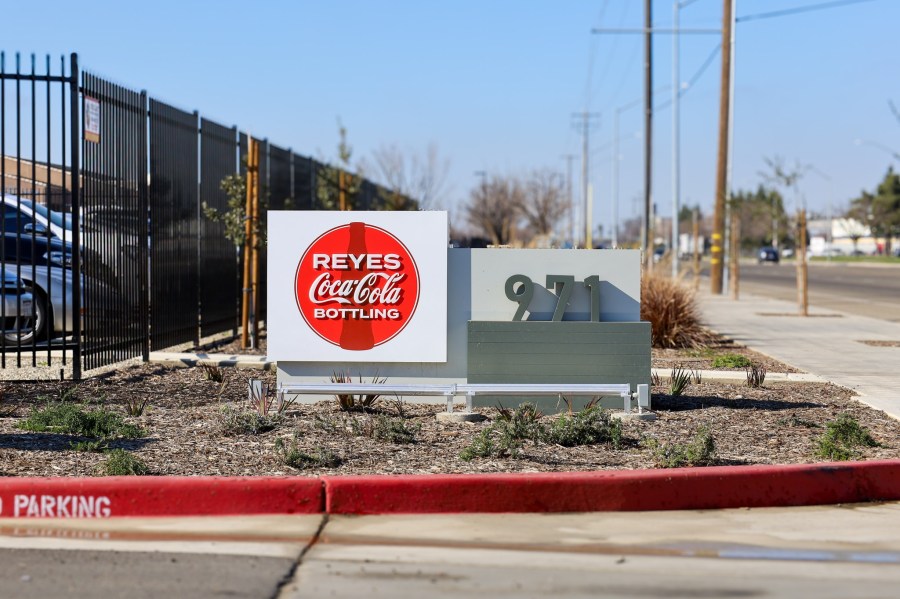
[219,407,281,436]
[72,439,108,452]
[18,402,143,439]
[711,354,751,368]
[275,436,342,469]
[460,403,623,460]
[544,406,622,448]
[460,404,544,460]
[101,449,151,476]
[350,414,418,444]
[647,427,716,468]
[816,414,881,461]
[459,427,500,461]
[777,414,820,428]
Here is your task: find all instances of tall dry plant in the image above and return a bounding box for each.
[641,274,712,349]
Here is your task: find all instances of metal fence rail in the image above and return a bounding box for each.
[0,52,78,369]
[81,70,148,372]
[292,154,316,209]
[149,98,199,349]
[199,117,238,339]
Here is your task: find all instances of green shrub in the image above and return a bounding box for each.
[649,427,716,468]
[495,403,545,444]
[101,449,151,476]
[459,404,544,461]
[219,407,281,436]
[711,354,751,368]
[72,439,107,452]
[349,414,418,444]
[275,437,342,469]
[816,414,880,461]
[372,415,417,444]
[544,406,622,448]
[19,402,143,439]
[460,403,625,460]
[668,367,692,397]
[640,274,712,348]
[459,428,500,461]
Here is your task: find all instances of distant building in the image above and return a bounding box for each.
[2,155,73,210]
[807,217,894,256]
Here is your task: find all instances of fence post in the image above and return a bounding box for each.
[69,53,82,381]
[140,91,150,361]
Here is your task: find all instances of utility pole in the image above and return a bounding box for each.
[710,0,734,294]
[562,154,576,246]
[572,112,600,248]
[643,0,653,269]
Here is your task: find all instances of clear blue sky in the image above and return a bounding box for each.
[3,0,897,238]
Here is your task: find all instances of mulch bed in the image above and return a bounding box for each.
[0,335,898,477]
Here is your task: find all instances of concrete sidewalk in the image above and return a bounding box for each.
[698,290,900,420]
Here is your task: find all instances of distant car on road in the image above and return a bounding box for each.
[757,246,779,264]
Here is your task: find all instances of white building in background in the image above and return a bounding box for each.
[807,218,895,256]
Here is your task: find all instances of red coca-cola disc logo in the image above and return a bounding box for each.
[294,222,420,350]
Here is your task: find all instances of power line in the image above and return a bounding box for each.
[584,0,614,109]
[653,43,722,112]
[736,0,875,23]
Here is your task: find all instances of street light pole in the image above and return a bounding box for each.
[612,109,620,248]
[671,0,681,277]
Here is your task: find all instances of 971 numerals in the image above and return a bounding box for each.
[504,274,601,322]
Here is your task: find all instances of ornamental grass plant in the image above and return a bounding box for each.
[640,273,712,349]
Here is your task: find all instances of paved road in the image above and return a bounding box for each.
[3,504,900,598]
[721,262,900,322]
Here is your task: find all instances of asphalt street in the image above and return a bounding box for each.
[717,261,900,322]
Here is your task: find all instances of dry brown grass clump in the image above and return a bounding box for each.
[641,273,712,348]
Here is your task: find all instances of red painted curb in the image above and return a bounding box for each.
[0,477,322,518]
[2,461,899,518]
[323,460,900,514]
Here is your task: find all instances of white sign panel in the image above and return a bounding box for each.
[269,211,448,362]
[84,96,100,143]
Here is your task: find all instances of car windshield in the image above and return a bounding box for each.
[19,199,73,230]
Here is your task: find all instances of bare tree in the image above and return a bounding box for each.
[759,156,808,248]
[370,143,451,210]
[465,175,524,246]
[520,169,568,239]
[316,121,363,211]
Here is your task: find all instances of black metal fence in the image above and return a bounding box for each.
[0,51,413,378]
[0,53,79,372]
[81,71,148,373]
[199,118,239,339]
[149,99,199,351]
